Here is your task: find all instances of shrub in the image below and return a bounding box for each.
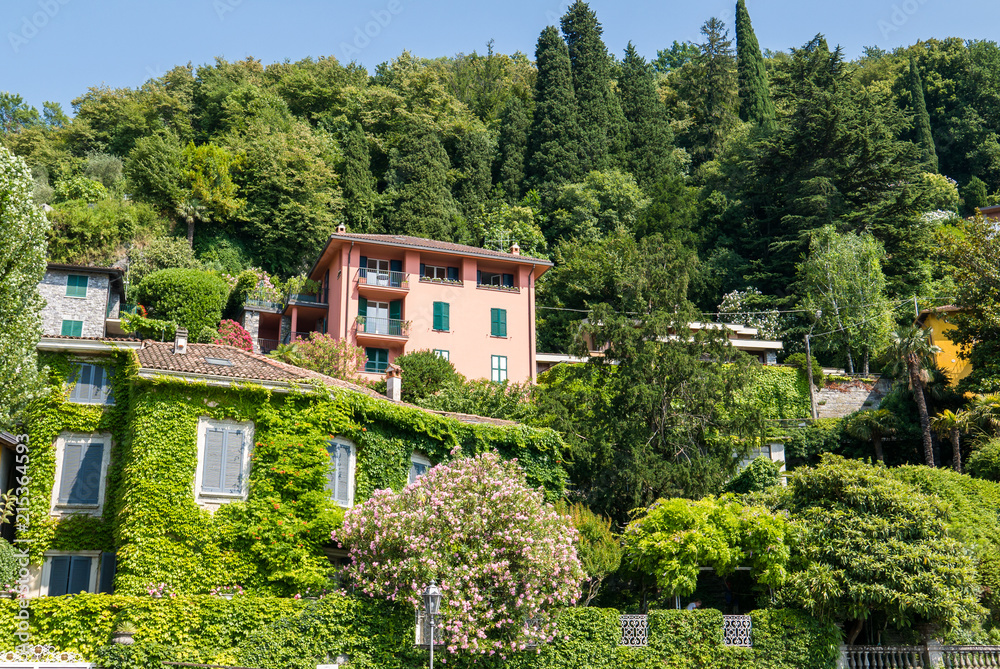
[556,501,622,605]
[783,352,824,387]
[84,152,124,189]
[334,453,584,658]
[54,175,107,203]
[418,378,536,422]
[120,311,177,342]
[392,349,461,402]
[135,268,229,338]
[725,456,782,494]
[214,319,253,352]
[969,439,1000,482]
[47,199,169,266]
[294,333,366,381]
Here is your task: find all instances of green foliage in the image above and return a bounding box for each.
[0,539,20,588]
[968,438,1000,482]
[735,365,810,421]
[391,349,461,403]
[54,175,108,203]
[783,353,824,387]
[417,378,536,422]
[618,43,679,190]
[548,169,648,241]
[907,53,939,173]
[48,198,169,266]
[561,1,615,171]
[84,152,124,190]
[341,122,378,232]
[120,311,178,341]
[725,456,782,494]
[124,133,185,211]
[948,216,1000,393]
[623,495,790,597]
[293,333,367,382]
[556,501,622,605]
[135,268,230,337]
[735,0,776,128]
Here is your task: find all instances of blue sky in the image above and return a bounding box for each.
[4,0,997,114]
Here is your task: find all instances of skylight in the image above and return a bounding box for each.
[205,357,233,367]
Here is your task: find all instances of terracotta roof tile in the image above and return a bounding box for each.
[329,233,552,264]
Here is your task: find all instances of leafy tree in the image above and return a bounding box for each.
[634,171,699,246]
[886,326,942,467]
[527,26,584,194]
[561,1,615,170]
[292,333,366,382]
[653,41,700,73]
[907,53,938,173]
[555,501,622,606]
[340,122,378,232]
[494,97,532,203]
[725,456,783,494]
[734,0,776,128]
[797,227,894,375]
[770,455,984,644]
[124,133,186,212]
[84,152,124,189]
[467,200,547,258]
[448,124,494,219]
[335,453,584,657]
[0,93,41,133]
[135,268,230,340]
[624,495,790,597]
[547,169,648,241]
[617,43,678,189]
[843,409,900,464]
[0,146,49,426]
[54,176,107,204]
[391,349,461,403]
[182,142,244,237]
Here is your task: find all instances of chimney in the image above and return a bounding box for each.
[510,242,520,255]
[386,363,402,402]
[336,222,347,233]
[174,328,188,355]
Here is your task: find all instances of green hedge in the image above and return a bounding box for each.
[0,597,837,669]
[135,268,230,339]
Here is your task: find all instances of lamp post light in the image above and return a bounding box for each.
[423,580,442,669]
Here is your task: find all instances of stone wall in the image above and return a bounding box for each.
[39,270,110,338]
[816,377,892,419]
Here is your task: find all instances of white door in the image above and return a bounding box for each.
[367,259,390,286]
[367,301,389,334]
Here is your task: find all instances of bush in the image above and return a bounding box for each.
[47,199,169,266]
[126,237,203,300]
[725,456,782,494]
[418,378,536,421]
[556,501,622,605]
[84,152,124,189]
[54,175,107,203]
[214,319,253,351]
[120,311,177,342]
[392,349,461,402]
[135,268,229,337]
[969,439,1000,482]
[294,333,366,381]
[783,353,824,387]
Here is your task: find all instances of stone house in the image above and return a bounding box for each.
[38,264,127,339]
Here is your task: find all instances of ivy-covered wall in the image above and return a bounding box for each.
[0,595,840,669]
[22,349,568,596]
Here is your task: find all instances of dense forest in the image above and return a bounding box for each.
[2,0,998,369]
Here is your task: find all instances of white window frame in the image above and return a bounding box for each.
[50,432,112,518]
[194,417,254,506]
[327,437,357,508]
[480,272,503,287]
[433,349,450,361]
[408,452,432,485]
[491,355,508,383]
[423,265,448,280]
[40,550,100,597]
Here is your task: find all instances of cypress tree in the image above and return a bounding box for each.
[618,43,677,190]
[561,1,615,170]
[450,126,494,218]
[494,96,532,202]
[382,119,458,240]
[341,122,379,232]
[527,26,584,194]
[908,52,939,173]
[735,0,776,128]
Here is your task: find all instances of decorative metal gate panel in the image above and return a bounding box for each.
[722,615,752,647]
[0,644,91,669]
[619,614,648,647]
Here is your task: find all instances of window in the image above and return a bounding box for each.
[196,418,253,503]
[359,298,402,335]
[433,349,450,361]
[421,265,460,282]
[68,363,114,405]
[490,308,507,338]
[491,355,508,383]
[43,553,98,597]
[365,347,389,373]
[409,452,431,485]
[61,320,84,337]
[51,433,111,516]
[433,302,450,331]
[478,271,514,288]
[327,438,356,507]
[66,274,88,298]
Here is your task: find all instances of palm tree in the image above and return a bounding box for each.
[887,326,942,467]
[176,197,209,248]
[844,409,899,464]
[930,409,968,473]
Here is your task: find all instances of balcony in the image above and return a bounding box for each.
[355,316,410,343]
[357,269,410,297]
[288,293,327,306]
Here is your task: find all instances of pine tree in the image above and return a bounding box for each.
[561,1,615,170]
[494,96,532,202]
[735,0,776,128]
[450,126,494,218]
[341,122,379,232]
[681,18,739,166]
[382,119,458,240]
[908,52,939,173]
[618,43,677,190]
[527,26,584,194]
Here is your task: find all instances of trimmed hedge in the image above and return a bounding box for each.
[0,596,838,669]
[135,268,230,340]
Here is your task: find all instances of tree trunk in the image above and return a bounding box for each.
[874,436,884,464]
[845,348,855,376]
[846,617,864,645]
[910,357,935,467]
[863,350,870,376]
[187,219,195,248]
[951,427,961,473]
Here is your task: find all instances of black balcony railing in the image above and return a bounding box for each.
[358,269,409,289]
[257,338,281,354]
[356,316,409,337]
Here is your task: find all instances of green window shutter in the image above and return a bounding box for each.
[433,302,442,330]
[389,300,402,320]
[66,275,88,297]
[499,309,507,337]
[442,302,450,331]
[61,320,83,337]
[447,267,460,281]
[358,296,368,319]
[502,273,514,288]
[491,309,507,337]
[98,552,116,594]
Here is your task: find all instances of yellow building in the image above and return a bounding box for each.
[916,306,971,386]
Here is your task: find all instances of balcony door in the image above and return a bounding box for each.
[367,301,389,334]
[367,259,390,286]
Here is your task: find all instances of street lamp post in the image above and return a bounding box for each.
[423,581,442,669]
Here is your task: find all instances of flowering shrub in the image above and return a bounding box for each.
[210,584,245,597]
[294,333,367,381]
[334,452,584,657]
[146,582,177,598]
[213,319,253,351]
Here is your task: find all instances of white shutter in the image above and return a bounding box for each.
[336,442,352,505]
[223,430,244,494]
[203,429,225,492]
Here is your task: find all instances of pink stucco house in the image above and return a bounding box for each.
[244,227,553,383]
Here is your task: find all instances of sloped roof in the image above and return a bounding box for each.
[326,233,553,265]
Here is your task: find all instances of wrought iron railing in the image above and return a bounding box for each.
[356,316,409,337]
[722,615,752,647]
[256,338,280,355]
[359,269,409,289]
[619,614,648,647]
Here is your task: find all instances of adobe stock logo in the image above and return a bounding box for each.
[8,0,72,54]
[340,0,404,61]
[877,0,930,39]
